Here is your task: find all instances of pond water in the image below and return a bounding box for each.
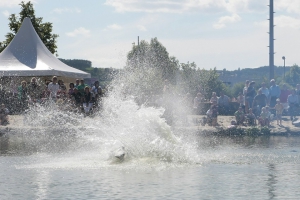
[1,133,300,200]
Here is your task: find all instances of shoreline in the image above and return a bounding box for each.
[175,115,300,136]
[1,115,300,137]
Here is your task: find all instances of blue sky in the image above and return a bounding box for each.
[1,0,300,71]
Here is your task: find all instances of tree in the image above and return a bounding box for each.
[0,1,59,54]
[179,63,226,100]
[125,38,180,104]
[127,37,179,84]
[284,64,300,86]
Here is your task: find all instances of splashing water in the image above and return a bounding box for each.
[2,75,201,170]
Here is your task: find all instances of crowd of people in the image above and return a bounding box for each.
[194,79,300,128]
[0,76,104,125]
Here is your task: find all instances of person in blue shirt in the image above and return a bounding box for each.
[269,79,281,108]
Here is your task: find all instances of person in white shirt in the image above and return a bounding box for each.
[287,89,299,121]
[91,81,102,102]
[47,76,60,100]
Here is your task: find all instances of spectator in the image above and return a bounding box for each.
[27,77,42,102]
[258,107,270,127]
[210,92,218,103]
[0,104,9,125]
[74,79,80,88]
[210,101,218,126]
[217,91,230,115]
[57,85,67,99]
[41,81,50,101]
[245,81,256,110]
[91,81,102,103]
[243,80,250,111]
[234,106,245,125]
[236,92,245,111]
[246,108,256,126]
[287,89,299,121]
[206,106,213,126]
[193,93,204,114]
[265,106,272,121]
[269,79,281,108]
[279,84,291,110]
[253,89,267,116]
[71,88,83,107]
[58,80,65,90]
[48,76,60,100]
[260,82,269,98]
[68,83,75,97]
[77,79,88,95]
[83,86,93,114]
[243,80,250,97]
[275,98,284,125]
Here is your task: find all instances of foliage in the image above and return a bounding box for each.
[284,64,300,86]
[179,63,226,100]
[59,59,91,71]
[0,1,59,54]
[125,38,180,104]
[231,82,245,97]
[127,37,179,84]
[198,68,226,99]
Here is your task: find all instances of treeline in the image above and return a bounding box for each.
[59,58,119,86]
[59,59,91,71]
[220,66,291,83]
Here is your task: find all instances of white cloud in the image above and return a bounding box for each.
[2,10,9,17]
[275,15,300,29]
[0,0,37,8]
[213,13,241,29]
[107,24,122,30]
[276,0,300,14]
[105,0,224,13]
[66,27,90,37]
[0,0,21,8]
[52,7,81,14]
[137,25,147,31]
[105,0,267,14]
[255,15,300,29]
[224,0,267,13]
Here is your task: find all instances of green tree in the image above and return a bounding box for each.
[179,63,226,100]
[284,64,300,86]
[231,82,245,97]
[198,68,226,100]
[125,38,180,104]
[127,37,179,84]
[0,1,59,54]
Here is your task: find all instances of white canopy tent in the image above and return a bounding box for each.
[0,17,90,79]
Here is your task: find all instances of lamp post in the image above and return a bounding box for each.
[282,56,286,79]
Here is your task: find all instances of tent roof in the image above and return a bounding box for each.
[0,17,90,78]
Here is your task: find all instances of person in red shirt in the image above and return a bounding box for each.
[279,84,291,112]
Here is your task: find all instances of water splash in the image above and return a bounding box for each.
[2,75,200,169]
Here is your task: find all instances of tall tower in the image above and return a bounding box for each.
[269,0,275,80]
